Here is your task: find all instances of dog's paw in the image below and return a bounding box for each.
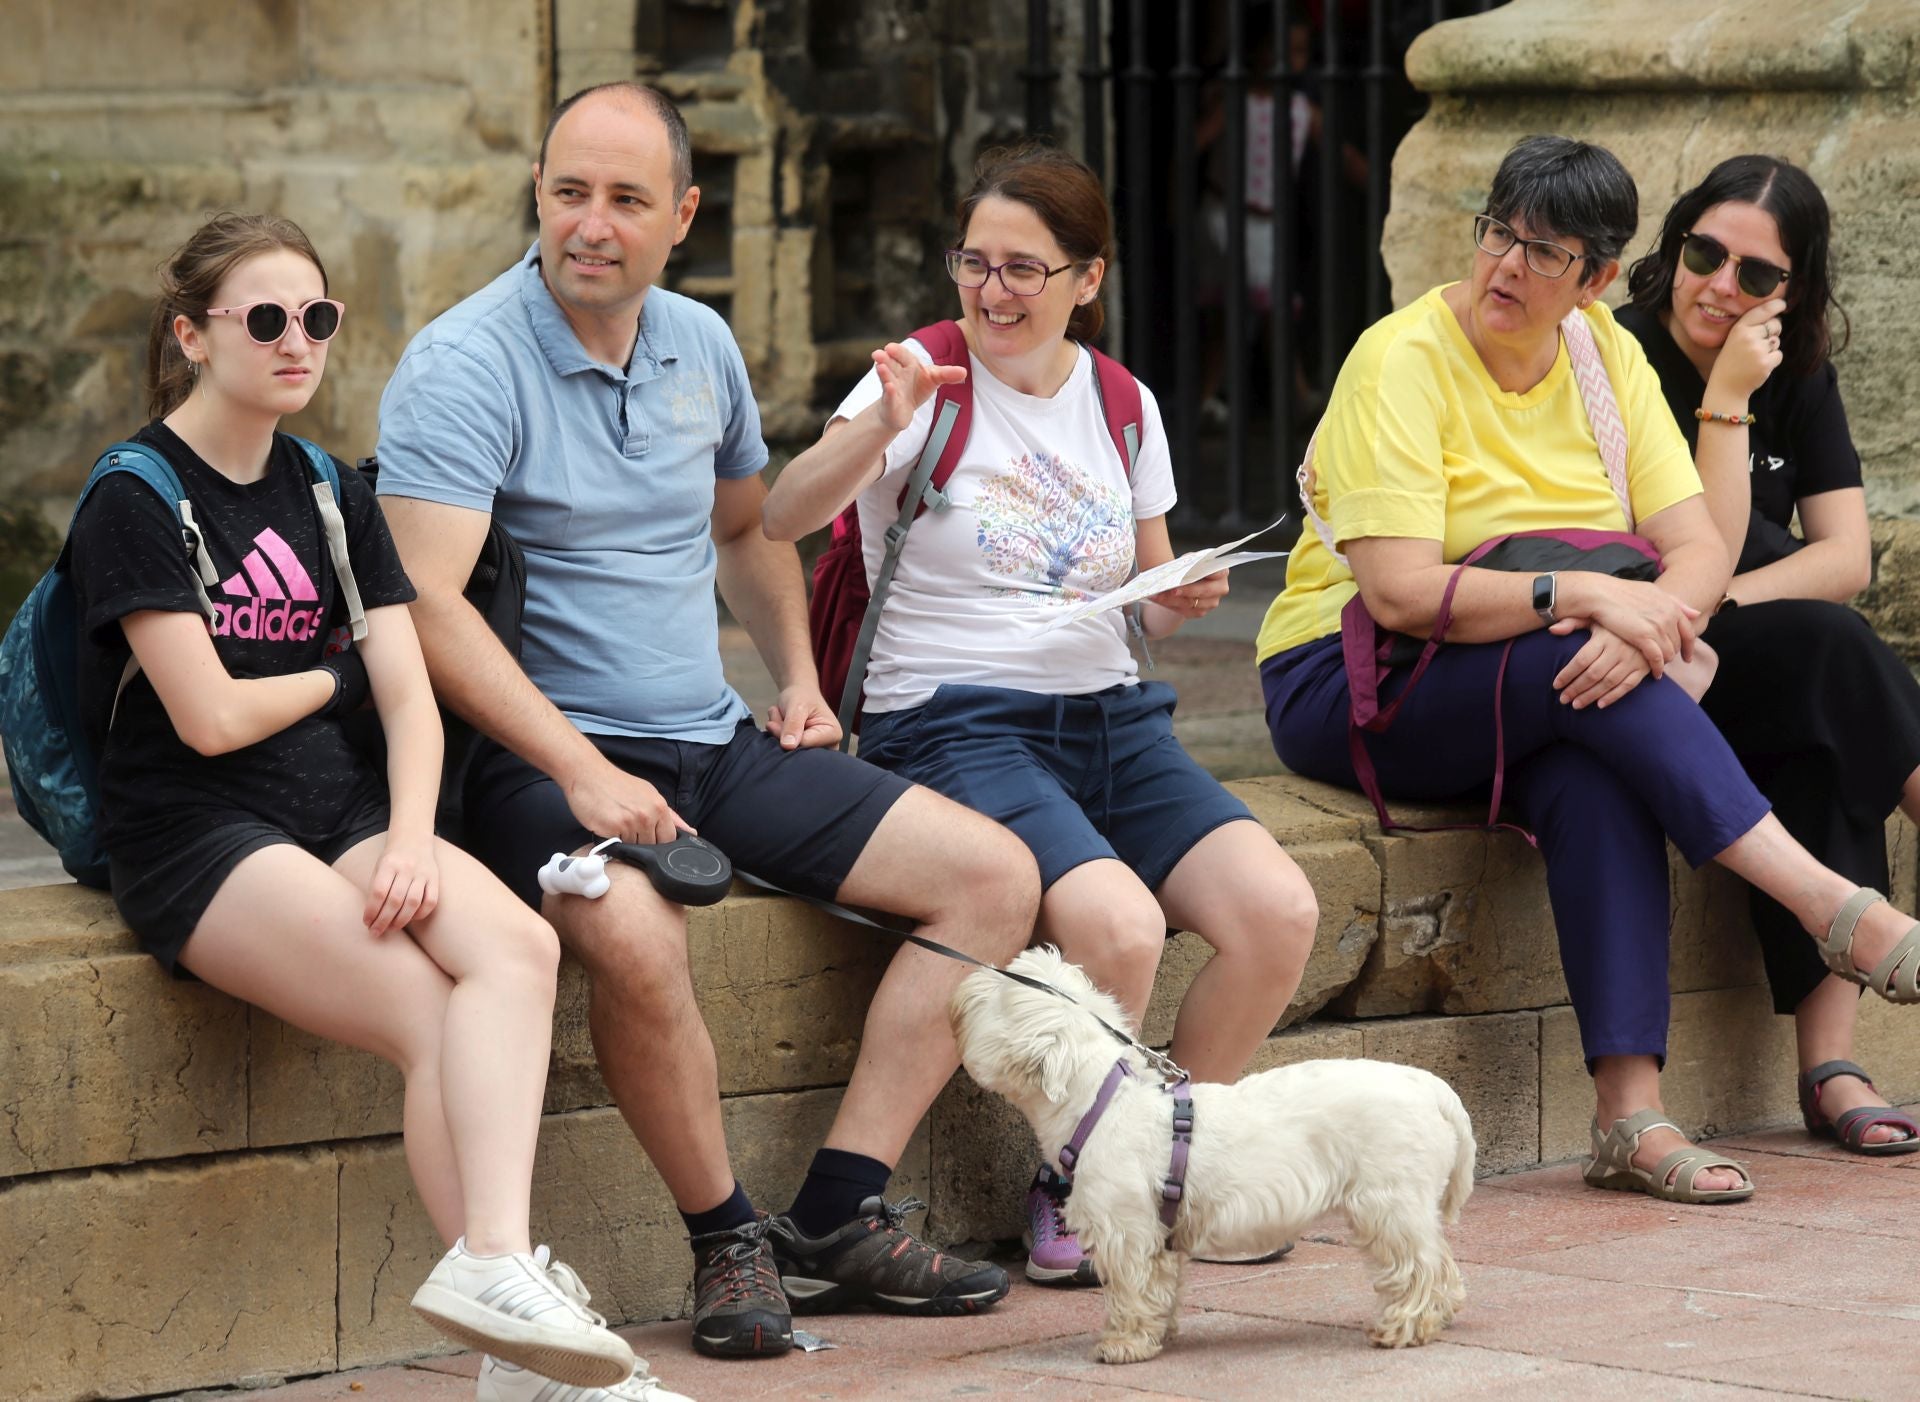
[1369,1303,1451,1349]
[1094,1331,1165,1364]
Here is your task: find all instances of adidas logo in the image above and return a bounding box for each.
[209,528,327,642]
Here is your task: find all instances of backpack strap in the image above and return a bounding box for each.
[287,435,368,641]
[75,443,220,621]
[900,320,974,514]
[834,395,965,742]
[1086,345,1143,478]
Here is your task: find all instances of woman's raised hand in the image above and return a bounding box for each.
[873,343,967,432]
[1705,297,1787,404]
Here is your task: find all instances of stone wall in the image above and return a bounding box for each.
[11,775,1920,1400]
[0,0,1065,524]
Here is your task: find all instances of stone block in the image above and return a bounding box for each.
[1360,1012,1541,1175]
[0,948,247,1177]
[1854,994,1920,1110]
[1667,852,1766,995]
[1406,0,1905,95]
[1335,826,1560,1018]
[337,1091,931,1365]
[0,882,131,964]
[1540,986,1798,1164]
[248,1011,405,1149]
[927,1023,1364,1246]
[0,1150,337,1402]
[0,1,301,93]
[1139,837,1379,1044]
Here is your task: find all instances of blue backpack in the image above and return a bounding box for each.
[0,437,364,888]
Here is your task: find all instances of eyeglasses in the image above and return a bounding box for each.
[205,298,345,345]
[1680,232,1790,299]
[1472,214,1587,280]
[944,249,1074,297]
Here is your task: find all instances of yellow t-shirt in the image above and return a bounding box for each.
[1256,285,1701,661]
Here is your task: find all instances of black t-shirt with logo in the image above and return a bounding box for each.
[1617,303,1862,574]
[67,423,416,854]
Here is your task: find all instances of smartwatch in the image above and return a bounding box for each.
[1531,572,1557,624]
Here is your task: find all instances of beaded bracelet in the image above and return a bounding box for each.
[1694,408,1757,426]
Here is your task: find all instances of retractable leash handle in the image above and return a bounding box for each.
[536,834,733,906]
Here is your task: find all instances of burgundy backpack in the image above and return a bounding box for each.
[807,319,1145,746]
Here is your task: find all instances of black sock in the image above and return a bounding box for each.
[681,1181,756,1241]
[784,1148,893,1237]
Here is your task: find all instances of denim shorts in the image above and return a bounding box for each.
[858,681,1253,891]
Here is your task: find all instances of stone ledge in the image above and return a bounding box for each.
[1408,0,1917,95]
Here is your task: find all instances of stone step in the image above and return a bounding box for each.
[8,773,1920,1400]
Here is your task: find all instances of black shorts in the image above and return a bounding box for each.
[462,719,912,909]
[110,791,391,977]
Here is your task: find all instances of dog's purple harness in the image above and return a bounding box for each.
[1056,1057,1194,1232]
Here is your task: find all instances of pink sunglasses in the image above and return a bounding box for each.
[205,297,345,345]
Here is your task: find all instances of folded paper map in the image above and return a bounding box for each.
[1037,519,1289,633]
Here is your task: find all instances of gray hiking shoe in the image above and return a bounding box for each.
[766,1195,1010,1316]
[687,1214,793,1358]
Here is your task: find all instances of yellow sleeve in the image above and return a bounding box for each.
[1319,329,1451,546]
[1599,306,1702,521]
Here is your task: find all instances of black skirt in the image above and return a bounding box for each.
[1699,598,1920,1011]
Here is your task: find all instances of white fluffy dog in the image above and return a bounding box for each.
[951,946,1475,1363]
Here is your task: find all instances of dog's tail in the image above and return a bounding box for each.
[1439,1085,1477,1224]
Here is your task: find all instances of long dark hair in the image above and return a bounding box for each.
[146,212,329,419]
[1626,155,1846,378]
[956,143,1112,343]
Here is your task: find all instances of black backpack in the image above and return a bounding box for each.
[351,454,526,836]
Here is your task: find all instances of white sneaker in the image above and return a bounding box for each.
[411,1238,635,1388]
[476,1354,695,1402]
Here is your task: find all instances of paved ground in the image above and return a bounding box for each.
[162,1123,1920,1401]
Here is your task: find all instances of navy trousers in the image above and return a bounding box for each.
[1263,628,1772,1066]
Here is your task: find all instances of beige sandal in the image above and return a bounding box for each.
[1819,888,1920,1004]
[1582,1109,1754,1204]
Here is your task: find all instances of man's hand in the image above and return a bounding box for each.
[563,761,692,845]
[767,683,844,750]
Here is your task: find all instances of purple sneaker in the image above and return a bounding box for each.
[1024,1181,1099,1286]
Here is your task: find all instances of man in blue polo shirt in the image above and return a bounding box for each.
[375,83,1038,1394]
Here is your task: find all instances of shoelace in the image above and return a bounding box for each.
[869,1194,929,1231]
[695,1218,779,1307]
[1031,1189,1069,1245]
[533,1246,609,1327]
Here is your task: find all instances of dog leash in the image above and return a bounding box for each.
[735,869,1192,1085]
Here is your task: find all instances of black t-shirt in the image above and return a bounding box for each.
[67,423,416,852]
[1616,302,1862,573]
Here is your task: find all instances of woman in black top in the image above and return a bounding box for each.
[68,214,654,1394]
[1621,156,1920,1154]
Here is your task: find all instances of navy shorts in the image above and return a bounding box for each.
[463,720,912,909]
[858,681,1253,891]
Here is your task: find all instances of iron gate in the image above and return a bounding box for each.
[1023,0,1507,535]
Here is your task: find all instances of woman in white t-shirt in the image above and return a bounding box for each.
[764,143,1317,1287]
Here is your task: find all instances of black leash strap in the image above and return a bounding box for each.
[734,869,1178,1073]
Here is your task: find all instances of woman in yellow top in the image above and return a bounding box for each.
[1258,136,1920,1205]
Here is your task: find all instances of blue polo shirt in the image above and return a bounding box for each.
[376,246,766,743]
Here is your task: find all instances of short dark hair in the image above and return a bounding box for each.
[538,82,692,200]
[957,142,1113,342]
[1625,154,1846,378]
[1484,135,1639,285]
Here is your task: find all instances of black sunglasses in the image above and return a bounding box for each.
[1680,233,1790,299]
[205,298,345,345]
